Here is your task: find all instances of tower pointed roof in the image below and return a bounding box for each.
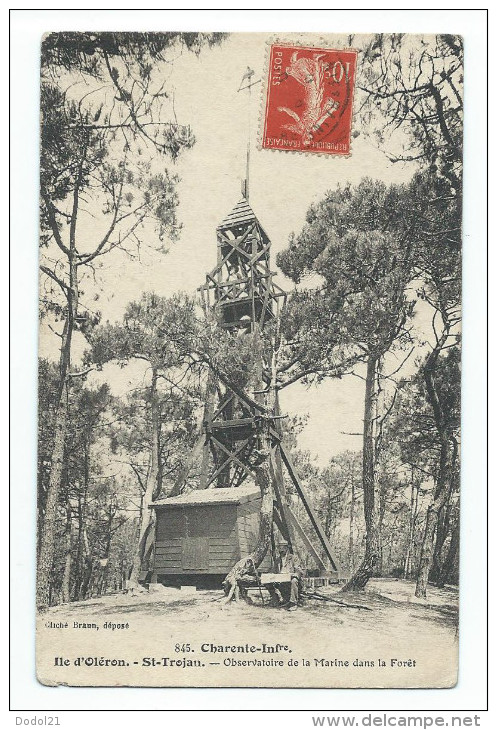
[218,197,257,230]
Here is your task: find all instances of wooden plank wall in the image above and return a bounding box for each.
[154,504,241,574]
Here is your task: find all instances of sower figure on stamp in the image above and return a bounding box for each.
[268,543,305,611]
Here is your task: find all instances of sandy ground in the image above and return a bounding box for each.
[37,578,458,688]
[43,577,458,638]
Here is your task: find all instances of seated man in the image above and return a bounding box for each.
[282,548,305,611]
[267,544,305,611]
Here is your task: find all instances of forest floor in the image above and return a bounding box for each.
[44,576,458,641]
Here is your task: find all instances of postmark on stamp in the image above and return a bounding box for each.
[262,44,357,155]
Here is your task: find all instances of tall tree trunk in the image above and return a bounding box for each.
[403,476,419,579]
[37,251,78,610]
[248,329,275,567]
[37,376,69,609]
[430,468,456,582]
[129,368,161,584]
[73,491,84,599]
[169,373,216,496]
[437,517,459,588]
[223,432,274,599]
[61,503,72,603]
[429,505,448,584]
[415,484,446,598]
[415,333,458,598]
[348,476,355,577]
[98,502,115,596]
[74,444,91,600]
[77,503,93,600]
[342,354,381,591]
[200,374,217,488]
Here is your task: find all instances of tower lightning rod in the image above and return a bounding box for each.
[238,67,261,202]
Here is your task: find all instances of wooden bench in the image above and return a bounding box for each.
[237,572,295,604]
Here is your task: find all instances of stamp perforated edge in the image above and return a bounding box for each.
[257,35,360,159]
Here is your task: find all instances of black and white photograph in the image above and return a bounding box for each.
[31,26,466,691]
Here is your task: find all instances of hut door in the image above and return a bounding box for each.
[182,537,209,570]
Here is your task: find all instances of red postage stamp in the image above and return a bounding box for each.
[262,44,357,155]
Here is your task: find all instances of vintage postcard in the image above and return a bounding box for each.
[36,31,462,688]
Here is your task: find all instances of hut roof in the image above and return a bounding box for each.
[150,484,261,509]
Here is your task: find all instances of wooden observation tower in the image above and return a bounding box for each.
[150,72,339,584]
[152,193,339,580]
[197,197,287,490]
[199,195,339,574]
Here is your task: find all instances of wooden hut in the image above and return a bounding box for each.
[150,485,272,587]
